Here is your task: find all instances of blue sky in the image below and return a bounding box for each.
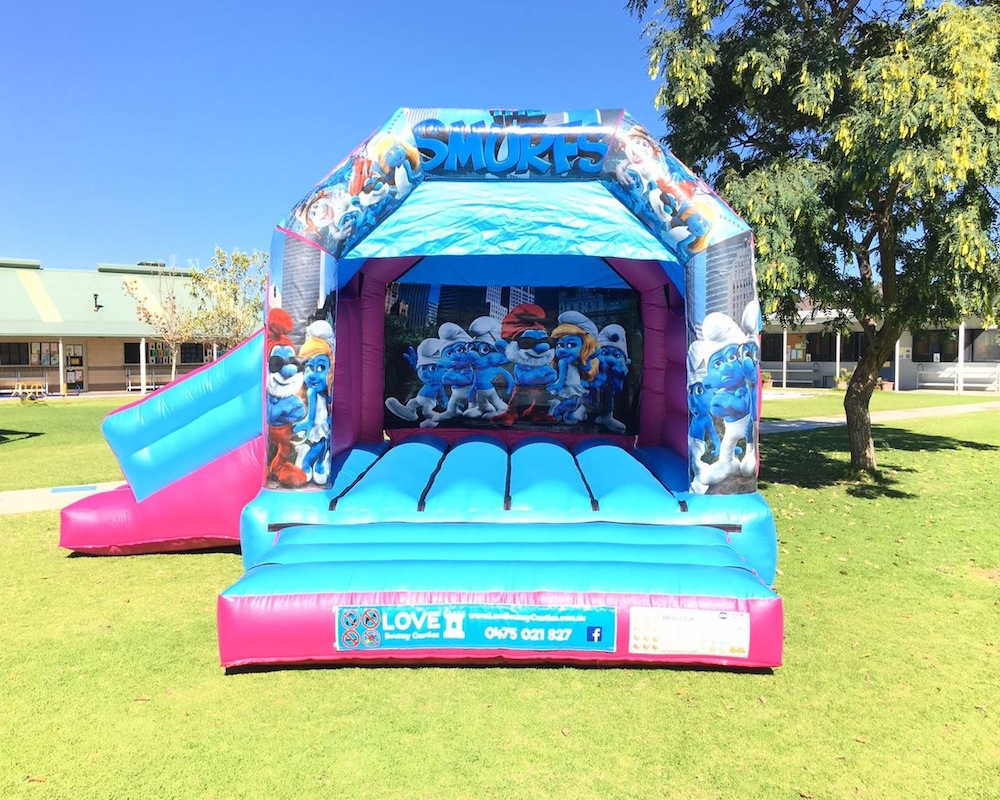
[0,1,665,271]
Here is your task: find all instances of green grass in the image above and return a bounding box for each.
[0,397,126,490]
[762,388,999,421]
[3,411,999,798]
[1,391,996,491]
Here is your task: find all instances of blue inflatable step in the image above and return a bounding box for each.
[222,557,778,600]
[271,521,734,548]
[254,540,749,570]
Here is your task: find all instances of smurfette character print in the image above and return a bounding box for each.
[547,311,600,424]
[368,135,421,201]
[294,320,334,485]
[614,125,664,203]
[385,338,446,424]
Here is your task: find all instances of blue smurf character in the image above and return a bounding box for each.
[704,343,753,422]
[592,324,632,433]
[740,338,761,443]
[464,316,510,420]
[293,320,334,484]
[547,311,600,424]
[688,381,720,459]
[424,322,474,428]
[385,337,446,424]
[372,136,420,199]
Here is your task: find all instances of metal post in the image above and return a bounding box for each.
[782,327,788,389]
[893,337,900,392]
[835,331,842,387]
[957,321,966,393]
[58,339,66,396]
[140,337,148,395]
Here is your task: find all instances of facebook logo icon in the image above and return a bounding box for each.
[586,626,603,643]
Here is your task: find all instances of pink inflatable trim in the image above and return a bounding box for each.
[218,590,783,669]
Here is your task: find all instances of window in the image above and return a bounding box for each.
[968,329,1000,362]
[761,333,783,361]
[124,341,211,366]
[0,342,29,366]
[123,342,173,365]
[849,332,870,361]
[912,329,959,363]
[1,341,60,366]
[180,343,208,364]
[806,332,837,362]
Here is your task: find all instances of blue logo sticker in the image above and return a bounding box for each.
[334,604,616,653]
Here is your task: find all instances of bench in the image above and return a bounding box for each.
[0,376,48,399]
[916,363,1000,392]
[125,369,168,392]
[775,364,819,388]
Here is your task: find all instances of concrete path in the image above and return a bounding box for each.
[0,481,125,515]
[1,401,997,516]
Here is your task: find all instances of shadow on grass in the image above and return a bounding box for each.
[760,424,999,499]
[66,545,241,559]
[225,661,774,676]
[0,428,44,445]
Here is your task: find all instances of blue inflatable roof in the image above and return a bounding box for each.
[277,107,751,297]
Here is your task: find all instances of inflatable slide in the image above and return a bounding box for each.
[63,107,784,670]
[59,333,265,554]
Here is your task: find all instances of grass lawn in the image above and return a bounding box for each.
[2,411,999,798]
[762,388,1000,421]
[1,390,997,491]
[0,397,127,490]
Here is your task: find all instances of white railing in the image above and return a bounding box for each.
[916,363,1000,392]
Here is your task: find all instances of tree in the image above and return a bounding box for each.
[189,247,268,352]
[122,260,197,382]
[628,0,1000,472]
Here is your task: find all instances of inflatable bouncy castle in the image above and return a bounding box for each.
[61,108,783,669]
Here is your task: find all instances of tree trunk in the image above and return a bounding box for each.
[843,325,901,473]
[844,367,878,472]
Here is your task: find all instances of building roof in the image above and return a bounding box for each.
[0,260,198,339]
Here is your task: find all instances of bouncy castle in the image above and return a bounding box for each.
[61,108,783,669]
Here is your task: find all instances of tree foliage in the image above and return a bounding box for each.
[122,260,197,381]
[124,248,267,383]
[189,247,269,350]
[629,0,1000,471]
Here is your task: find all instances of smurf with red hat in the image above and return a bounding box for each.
[493,303,557,426]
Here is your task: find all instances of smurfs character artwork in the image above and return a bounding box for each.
[294,320,335,485]
[687,301,761,494]
[606,120,715,263]
[385,338,446,425]
[383,296,640,435]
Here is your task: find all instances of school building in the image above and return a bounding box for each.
[0,258,215,396]
[761,301,1000,392]
[3,257,998,396]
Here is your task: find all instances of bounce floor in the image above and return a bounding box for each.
[219,436,783,669]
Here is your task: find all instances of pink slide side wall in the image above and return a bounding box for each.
[59,436,265,555]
